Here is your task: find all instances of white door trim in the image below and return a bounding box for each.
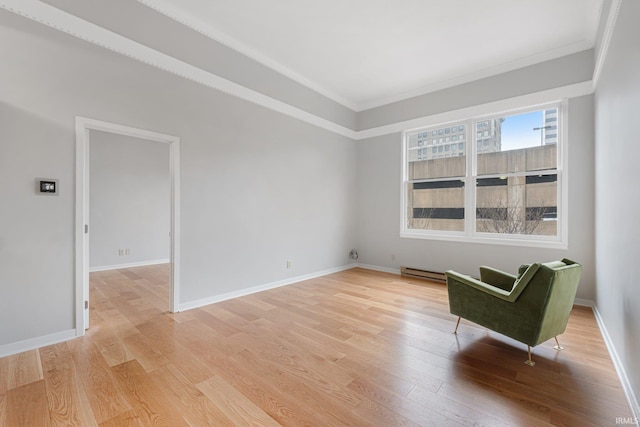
[75,117,181,335]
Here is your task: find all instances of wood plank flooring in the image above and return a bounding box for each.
[0,265,632,426]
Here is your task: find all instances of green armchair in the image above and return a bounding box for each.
[446,258,582,366]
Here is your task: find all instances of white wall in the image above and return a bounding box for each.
[0,10,357,347]
[355,95,596,300]
[594,0,640,414]
[89,131,170,269]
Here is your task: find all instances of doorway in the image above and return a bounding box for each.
[75,117,180,334]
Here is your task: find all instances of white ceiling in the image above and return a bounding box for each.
[140,0,603,111]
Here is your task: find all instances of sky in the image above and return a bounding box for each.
[500,110,545,150]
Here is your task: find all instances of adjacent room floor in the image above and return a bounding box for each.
[0,265,632,426]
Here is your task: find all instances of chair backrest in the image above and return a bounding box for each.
[530,259,582,345]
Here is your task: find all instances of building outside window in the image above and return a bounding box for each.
[403,103,563,245]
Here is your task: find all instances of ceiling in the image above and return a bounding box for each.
[141,0,603,111]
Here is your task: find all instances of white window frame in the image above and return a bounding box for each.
[400,100,568,248]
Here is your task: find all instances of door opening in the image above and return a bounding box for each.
[75,117,180,334]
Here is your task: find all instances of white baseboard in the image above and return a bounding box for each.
[592,304,640,420]
[355,263,401,275]
[90,259,170,272]
[179,263,357,312]
[573,298,594,307]
[0,329,78,358]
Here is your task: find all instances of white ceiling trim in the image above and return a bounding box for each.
[357,81,594,141]
[1,0,603,142]
[137,0,360,111]
[137,1,601,112]
[357,40,593,112]
[592,0,622,88]
[134,1,599,113]
[0,0,358,139]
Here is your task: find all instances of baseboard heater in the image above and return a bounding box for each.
[401,266,447,283]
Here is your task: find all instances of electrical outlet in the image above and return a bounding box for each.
[391,254,396,261]
[286,260,292,269]
[125,249,130,255]
[118,249,124,256]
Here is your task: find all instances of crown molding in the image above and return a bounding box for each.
[356,40,594,112]
[592,0,623,88]
[1,0,597,142]
[137,0,359,112]
[0,0,358,139]
[356,81,594,141]
[136,1,598,113]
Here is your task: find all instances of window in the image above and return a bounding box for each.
[402,103,565,246]
[404,123,467,232]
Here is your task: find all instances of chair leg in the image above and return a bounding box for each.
[524,346,535,367]
[453,317,461,334]
[553,336,564,351]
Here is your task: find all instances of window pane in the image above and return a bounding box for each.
[476,109,558,175]
[407,124,466,180]
[407,181,465,231]
[475,174,557,236]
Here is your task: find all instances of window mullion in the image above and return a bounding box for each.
[466,118,476,236]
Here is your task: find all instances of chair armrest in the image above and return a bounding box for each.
[479,266,517,291]
[446,271,512,301]
[447,263,542,303]
[507,263,542,301]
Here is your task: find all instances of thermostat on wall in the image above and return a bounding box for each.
[36,178,59,196]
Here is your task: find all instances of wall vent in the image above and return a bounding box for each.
[401,266,446,283]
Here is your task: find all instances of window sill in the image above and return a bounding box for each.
[400,230,568,250]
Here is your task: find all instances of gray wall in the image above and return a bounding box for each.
[357,49,594,130]
[40,0,358,130]
[355,95,595,300]
[0,10,357,346]
[594,0,640,411]
[89,131,170,269]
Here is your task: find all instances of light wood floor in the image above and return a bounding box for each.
[0,265,632,426]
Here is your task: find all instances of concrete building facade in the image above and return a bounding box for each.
[408,144,558,235]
